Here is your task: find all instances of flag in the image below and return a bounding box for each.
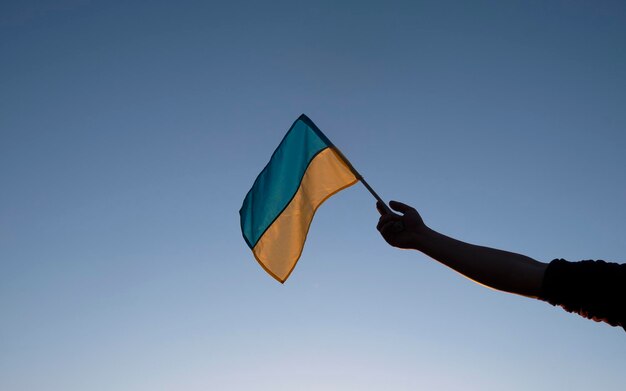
[240,114,358,283]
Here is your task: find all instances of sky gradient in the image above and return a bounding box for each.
[2,1,626,390]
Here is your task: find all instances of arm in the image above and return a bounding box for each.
[376,201,548,298]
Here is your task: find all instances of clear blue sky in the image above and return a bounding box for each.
[2,1,625,390]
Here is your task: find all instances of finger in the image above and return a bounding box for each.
[379,218,405,232]
[378,220,396,235]
[379,220,404,236]
[377,215,395,231]
[392,221,405,232]
[389,200,416,214]
[377,214,401,231]
[376,201,387,216]
[377,201,394,215]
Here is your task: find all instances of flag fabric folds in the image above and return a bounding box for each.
[240,114,358,283]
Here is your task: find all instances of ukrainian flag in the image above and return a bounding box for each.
[240,114,358,283]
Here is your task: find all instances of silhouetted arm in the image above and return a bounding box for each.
[376,201,548,298]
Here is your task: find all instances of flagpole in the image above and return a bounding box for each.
[330,146,393,214]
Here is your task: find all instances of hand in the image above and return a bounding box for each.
[376,200,428,250]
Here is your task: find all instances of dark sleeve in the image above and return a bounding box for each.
[539,259,626,330]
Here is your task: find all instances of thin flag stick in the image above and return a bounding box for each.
[330,145,393,214]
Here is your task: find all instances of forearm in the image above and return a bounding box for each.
[414,227,548,298]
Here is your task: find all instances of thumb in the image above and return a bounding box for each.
[389,200,416,214]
